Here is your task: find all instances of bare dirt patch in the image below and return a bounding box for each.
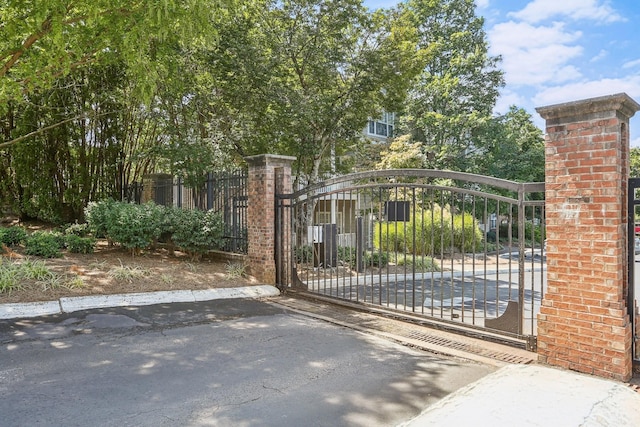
[0,240,256,304]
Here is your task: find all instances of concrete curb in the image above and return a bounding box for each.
[0,285,280,320]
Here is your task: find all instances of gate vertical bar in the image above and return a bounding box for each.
[518,184,526,335]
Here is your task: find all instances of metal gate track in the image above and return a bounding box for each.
[269,292,535,366]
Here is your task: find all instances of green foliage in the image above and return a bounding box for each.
[85,199,117,239]
[168,209,226,258]
[401,0,504,172]
[374,207,483,255]
[365,251,389,268]
[0,226,27,246]
[212,0,420,183]
[631,147,640,178]
[471,106,545,182]
[17,258,53,281]
[85,200,228,255]
[498,222,544,245]
[337,246,358,268]
[225,261,247,279]
[64,235,96,254]
[105,202,164,254]
[24,231,65,258]
[64,223,90,237]
[86,200,163,253]
[295,245,313,264]
[396,254,439,272]
[0,259,22,293]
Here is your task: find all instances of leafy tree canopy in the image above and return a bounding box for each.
[0,0,215,115]
[400,0,505,171]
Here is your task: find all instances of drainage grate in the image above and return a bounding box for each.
[273,296,535,365]
[403,330,533,364]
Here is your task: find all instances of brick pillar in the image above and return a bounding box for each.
[245,154,295,285]
[536,93,640,381]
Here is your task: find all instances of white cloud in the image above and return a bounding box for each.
[493,89,526,115]
[509,0,625,24]
[532,76,640,107]
[590,49,608,63]
[475,0,489,9]
[623,59,640,69]
[489,21,583,86]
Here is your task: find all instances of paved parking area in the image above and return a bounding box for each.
[0,298,494,427]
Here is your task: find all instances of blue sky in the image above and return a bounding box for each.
[364,0,640,145]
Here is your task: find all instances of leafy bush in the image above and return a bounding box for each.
[64,234,96,254]
[295,245,313,264]
[374,207,482,255]
[104,202,164,254]
[498,221,544,245]
[396,254,439,272]
[337,246,358,268]
[170,209,225,258]
[64,222,90,237]
[365,251,389,268]
[0,226,27,246]
[24,231,65,258]
[85,199,117,238]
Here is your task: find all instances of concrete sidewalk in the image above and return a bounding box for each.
[400,363,640,427]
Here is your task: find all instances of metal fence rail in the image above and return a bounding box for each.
[278,169,545,348]
[125,170,248,254]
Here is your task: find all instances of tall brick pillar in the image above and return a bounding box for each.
[245,154,295,285]
[536,93,640,381]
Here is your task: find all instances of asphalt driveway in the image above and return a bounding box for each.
[0,298,494,427]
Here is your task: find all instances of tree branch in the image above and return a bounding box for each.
[0,111,119,150]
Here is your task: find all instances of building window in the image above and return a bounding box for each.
[367,112,395,139]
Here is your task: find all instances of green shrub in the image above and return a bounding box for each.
[396,254,439,272]
[374,207,482,255]
[170,209,225,258]
[0,226,27,246]
[365,251,389,268]
[105,202,164,254]
[498,221,544,245]
[295,245,313,264]
[85,199,117,238]
[24,231,64,258]
[64,222,90,237]
[64,234,96,254]
[453,213,483,253]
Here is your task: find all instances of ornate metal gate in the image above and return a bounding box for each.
[277,170,545,349]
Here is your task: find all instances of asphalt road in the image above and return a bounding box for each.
[0,298,494,427]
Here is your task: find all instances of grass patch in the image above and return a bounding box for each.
[225,261,246,279]
[108,261,150,282]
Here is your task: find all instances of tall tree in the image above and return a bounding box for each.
[211,0,420,185]
[401,0,504,171]
[471,106,545,183]
[0,0,214,146]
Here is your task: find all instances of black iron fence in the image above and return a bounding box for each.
[125,170,248,254]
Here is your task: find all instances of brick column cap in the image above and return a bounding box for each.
[536,92,640,122]
[245,154,297,167]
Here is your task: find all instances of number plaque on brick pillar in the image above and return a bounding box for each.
[536,93,640,381]
[245,154,296,285]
